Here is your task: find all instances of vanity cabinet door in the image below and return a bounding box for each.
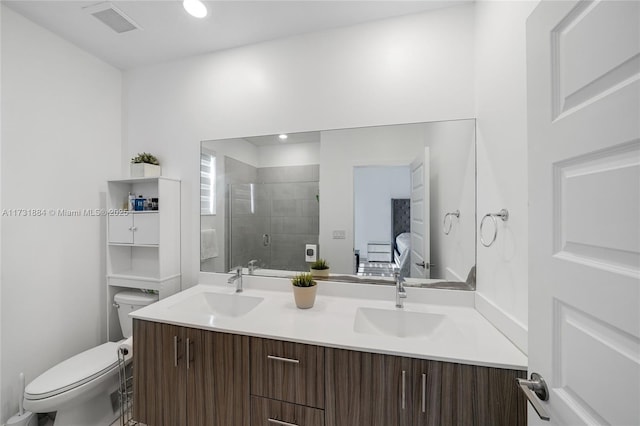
[250,337,325,409]
[325,348,412,426]
[409,359,442,426]
[411,360,527,426]
[187,328,250,426]
[133,320,250,426]
[133,319,186,426]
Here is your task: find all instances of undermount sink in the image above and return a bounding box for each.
[169,292,264,318]
[353,307,445,338]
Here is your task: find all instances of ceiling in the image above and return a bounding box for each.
[3,0,469,70]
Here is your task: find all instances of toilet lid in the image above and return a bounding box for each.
[25,342,119,400]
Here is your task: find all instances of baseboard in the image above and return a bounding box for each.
[475,292,528,356]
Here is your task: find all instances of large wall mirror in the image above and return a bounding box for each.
[200,119,476,288]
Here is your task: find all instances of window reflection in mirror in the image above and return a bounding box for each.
[200,120,476,288]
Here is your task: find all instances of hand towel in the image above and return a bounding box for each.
[201,229,219,260]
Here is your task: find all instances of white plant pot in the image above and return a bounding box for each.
[292,285,317,309]
[310,268,330,278]
[130,163,161,177]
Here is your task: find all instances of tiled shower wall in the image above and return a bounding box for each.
[230,164,319,272]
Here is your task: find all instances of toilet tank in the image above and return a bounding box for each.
[114,291,159,338]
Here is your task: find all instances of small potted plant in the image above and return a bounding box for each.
[291,272,317,309]
[130,152,161,177]
[310,258,330,278]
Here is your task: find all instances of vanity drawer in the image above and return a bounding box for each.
[250,337,325,409]
[251,396,325,426]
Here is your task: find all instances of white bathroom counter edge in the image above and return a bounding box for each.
[131,275,528,370]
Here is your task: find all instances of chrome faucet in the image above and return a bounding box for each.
[227,266,243,293]
[395,272,407,308]
[248,259,258,275]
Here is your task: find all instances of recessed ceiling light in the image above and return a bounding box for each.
[278,134,288,140]
[183,0,207,18]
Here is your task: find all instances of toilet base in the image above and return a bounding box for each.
[6,411,37,426]
[50,374,119,426]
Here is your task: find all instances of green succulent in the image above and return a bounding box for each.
[131,152,160,165]
[291,272,316,288]
[310,258,329,270]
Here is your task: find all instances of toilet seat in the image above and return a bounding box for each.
[25,342,119,401]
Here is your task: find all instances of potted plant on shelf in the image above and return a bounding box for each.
[291,272,317,309]
[310,258,330,278]
[130,152,161,177]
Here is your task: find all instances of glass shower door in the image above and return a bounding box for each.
[229,182,319,272]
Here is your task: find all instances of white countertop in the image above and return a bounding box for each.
[131,274,527,370]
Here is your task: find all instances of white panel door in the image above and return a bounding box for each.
[133,213,159,245]
[527,1,639,425]
[410,147,431,279]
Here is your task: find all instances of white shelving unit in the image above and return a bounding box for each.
[106,176,181,340]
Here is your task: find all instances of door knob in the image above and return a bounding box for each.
[517,372,550,421]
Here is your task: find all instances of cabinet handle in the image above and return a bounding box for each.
[401,370,406,410]
[186,338,190,370]
[421,373,426,413]
[267,419,298,426]
[131,226,137,232]
[173,336,178,367]
[267,355,299,364]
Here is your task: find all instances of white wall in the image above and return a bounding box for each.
[320,124,425,273]
[474,0,539,353]
[0,6,122,422]
[354,166,410,258]
[426,120,476,282]
[124,4,476,287]
[258,142,320,168]
[0,5,3,421]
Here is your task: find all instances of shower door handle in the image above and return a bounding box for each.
[263,234,270,247]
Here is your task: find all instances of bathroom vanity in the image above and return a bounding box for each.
[131,276,527,426]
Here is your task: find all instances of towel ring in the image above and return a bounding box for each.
[443,210,460,235]
[480,209,509,247]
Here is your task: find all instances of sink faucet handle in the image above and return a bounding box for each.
[248,259,258,274]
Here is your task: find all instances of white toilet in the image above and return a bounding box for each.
[23,290,158,426]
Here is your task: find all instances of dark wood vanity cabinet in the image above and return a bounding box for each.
[132,319,250,426]
[134,322,525,426]
[325,347,527,426]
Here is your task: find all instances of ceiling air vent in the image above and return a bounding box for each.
[84,2,141,34]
